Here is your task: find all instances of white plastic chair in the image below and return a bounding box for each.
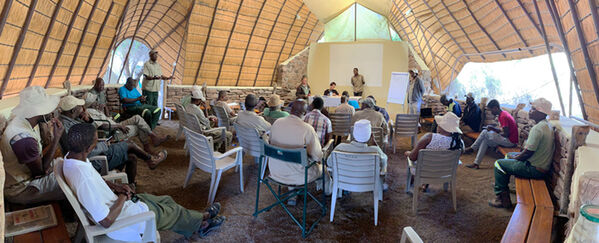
[406,149,461,213]
[400,226,424,243]
[91,155,128,184]
[329,151,383,225]
[212,105,233,132]
[174,103,186,141]
[233,123,267,179]
[330,113,352,140]
[182,127,244,204]
[54,158,159,243]
[392,114,420,153]
[184,111,227,150]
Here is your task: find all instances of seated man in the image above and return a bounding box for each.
[460,93,482,133]
[59,95,167,184]
[304,97,332,146]
[465,99,519,169]
[351,98,388,140]
[262,94,289,120]
[0,86,64,204]
[367,95,390,122]
[186,86,232,151]
[214,90,237,119]
[86,77,110,116]
[62,123,226,241]
[335,95,355,115]
[489,98,554,208]
[342,91,360,110]
[440,94,462,117]
[324,82,339,96]
[295,75,311,99]
[255,96,268,113]
[119,77,161,130]
[235,94,271,134]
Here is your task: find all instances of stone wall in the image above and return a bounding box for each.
[276,47,309,91]
[165,85,295,109]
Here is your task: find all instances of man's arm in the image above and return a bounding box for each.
[120,96,142,104]
[512,149,534,161]
[99,194,128,228]
[42,118,64,174]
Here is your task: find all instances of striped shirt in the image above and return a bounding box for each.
[303,109,332,145]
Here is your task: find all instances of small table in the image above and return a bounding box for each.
[12,203,71,243]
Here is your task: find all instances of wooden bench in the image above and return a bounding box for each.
[464,132,480,140]
[501,178,553,243]
[13,203,71,243]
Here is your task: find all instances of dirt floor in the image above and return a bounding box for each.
[77,121,516,242]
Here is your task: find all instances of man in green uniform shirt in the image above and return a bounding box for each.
[489,98,554,208]
[142,50,173,106]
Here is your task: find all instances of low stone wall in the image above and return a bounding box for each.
[165,85,295,109]
[276,47,309,90]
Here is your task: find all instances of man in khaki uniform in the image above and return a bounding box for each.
[351,98,388,138]
[142,50,173,106]
[351,68,365,96]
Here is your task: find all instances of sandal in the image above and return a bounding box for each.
[148,150,168,170]
[198,215,226,238]
[205,202,221,219]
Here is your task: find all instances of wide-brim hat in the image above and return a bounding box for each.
[530,98,552,115]
[12,86,60,118]
[435,112,462,134]
[267,94,284,107]
[60,95,85,111]
[190,86,205,101]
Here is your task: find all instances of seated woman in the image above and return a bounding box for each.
[404,112,464,191]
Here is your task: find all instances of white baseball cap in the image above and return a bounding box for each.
[59,95,85,111]
[353,119,372,143]
[191,86,206,101]
[530,98,552,115]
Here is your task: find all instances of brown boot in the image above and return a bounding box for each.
[489,191,512,208]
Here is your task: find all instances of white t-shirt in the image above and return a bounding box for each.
[63,157,149,242]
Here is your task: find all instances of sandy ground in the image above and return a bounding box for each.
[70,121,516,242]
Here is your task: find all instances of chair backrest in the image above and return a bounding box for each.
[394,114,419,136]
[415,149,461,183]
[183,127,216,172]
[330,151,380,192]
[53,158,93,227]
[183,111,204,133]
[234,123,263,157]
[262,141,308,166]
[175,103,186,124]
[212,105,230,129]
[330,113,352,136]
[348,126,385,148]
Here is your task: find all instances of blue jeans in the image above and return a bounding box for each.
[472,129,516,165]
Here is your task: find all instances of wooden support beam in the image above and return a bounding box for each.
[79,2,115,85]
[45,0,85,88]
[0,0,38,99]
[439,0,483,59]
[302,16,318,46]
[253,0,288,87]
[215,0,245,86]
[492,0,532,54]
[0,0,13,36]
[26,0,63,88]
[108,0,139,82]
[421,0,470,60]
[66,0,100,81]
[567,0,599,109]
[269,2,304,86]
[285,11,311,58]
[532,0,566,116]
[515,0,543,37]
[116,0,149,83]
[151,9,191,49]
[171,22,187,80]
[99,0,131,79]
[143,0,177,40]
[234,0,267,86]
[193,0,221,86]
[462,0,504,57]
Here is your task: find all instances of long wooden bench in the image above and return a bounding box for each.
[464,132,480,140]
[501,178,553,243]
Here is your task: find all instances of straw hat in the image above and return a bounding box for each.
[12,86,60,119]
[190,86,205,101]
[530,98,552,115]
[435,112,462,134]
[59,95,85,112]
[267,94,284,107]
[353,119,372,143]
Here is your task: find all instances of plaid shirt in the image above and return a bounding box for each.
[303,109,332,145]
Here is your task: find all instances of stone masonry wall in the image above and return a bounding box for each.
[276,47,309,91]
[165,85,295,109]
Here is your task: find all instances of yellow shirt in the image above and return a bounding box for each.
[142,60,163,92]
[351,74,365,93]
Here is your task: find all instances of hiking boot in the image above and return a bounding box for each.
[463,147,474,154]
[465,163,479,169]
[489,191,512,208]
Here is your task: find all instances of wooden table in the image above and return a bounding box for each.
[13,203,71,243]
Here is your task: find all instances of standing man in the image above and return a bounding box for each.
[407,69,424,114]
[142,50,173,107]
[351,68,365,96]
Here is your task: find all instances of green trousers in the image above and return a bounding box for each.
[137,193,204,238]
[125,104,160,129]
[493,159,546,195]
[143,90,159,107]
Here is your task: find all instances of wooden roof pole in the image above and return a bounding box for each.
[285,10,310,59]
[590,0,599,44]
[152,9,191,49]
[420,0,470,60]
[253,0,288,87]
[45,0,85,88]
[193,0,221,86]
[269,2,304,86]
[171,21,188,80]
[439,0,483,59]
[567,0,599,111]
[214,0,245,86]
[0,0,38,99]
[116,0,149,83]
[302,15,318,46]
[79,2,116,85]
[26,0,64,88]
[388,4,426,63]
[532,0,565,116]
[99,0,131,79]
[0,0,13,39]
[492,0,533,54]
[234,0,268,86]
[66,0,100,81]
[143,1,177,40]
[462,0,504,57]
[515,0,543,37]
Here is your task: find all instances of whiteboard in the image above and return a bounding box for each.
[329,43,383,87]
[387,72,410,104]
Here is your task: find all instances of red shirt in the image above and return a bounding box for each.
[498,110,519,144]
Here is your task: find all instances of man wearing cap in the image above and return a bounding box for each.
[407,69,425,114]
[262,94,289,120]
[186,86,232,151]
[0,86,65,204]
[331,119,388,175]
[235,94,271,134]
[352,98,388,140]
[351,68,365,96]
[489,98,554,208]
[304,97,332,146]
[119,77,161,130]
[334,95,355,115]
[142,50,173,107]
[460,93,482,133]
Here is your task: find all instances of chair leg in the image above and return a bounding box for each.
[254,166,262,216]
[374,190,379,226]
[452,181,457,212]
[176,125,183,141]
[412,182,419,214]
[183,163,195,188]
[209,170,223,204]
[260,157,268,180]
[238,158,244,193]
[405,166,412,193]
[207,172,217,204]
[393,134,396,154]
[330,184,338,222]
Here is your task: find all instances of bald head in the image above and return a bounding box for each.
[290,100,307,117]
[245,94,258,110]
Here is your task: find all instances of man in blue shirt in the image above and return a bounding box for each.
[119,77,161,129]
[342,91,360,110]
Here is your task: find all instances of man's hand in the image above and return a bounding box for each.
[52,118,64,141]
[80,111,91,122]
[507,152,520,159]
[138,96,147,102]
[404,151,411,157]
[112,183,134,197]
[118,125,130,134]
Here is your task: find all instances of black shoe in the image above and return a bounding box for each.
[489,191,512,208]
[465,164,479,169]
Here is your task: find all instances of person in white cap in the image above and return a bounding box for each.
[0,86,65,204]
[407,69,424,114]
[405,112,464,192]
[142,50,173,107]
[186,86,232,151]
[489,98,554,208]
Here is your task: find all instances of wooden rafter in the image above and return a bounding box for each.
[66,0,100,81]
[79,2,115,85]
[462,0,504,57]
[234,0,268,86]
[253,0,289,86]
[0,0,13,36]
[143,1,178,40]
[439,0,483,59]
[515,0,543,37]
[108,0,139,82]
[0,0,38,98]
[420,0,470,60]
[492,0,532,54]
[302,15,318,46]
[26,0,63,88]
[569,0,599,107]
[45,0,85,88]
[117,0,149,83]
[98,0,131,78]
[269,2,304,86]
[193,0,221,85]
[215,0,245,86]
[172,21,188,80]
[285,10,311,58]
[151,9,191,49]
